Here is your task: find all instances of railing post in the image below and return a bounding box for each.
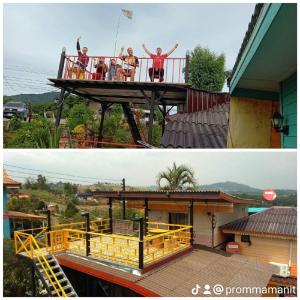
[185,50,190,83]
[189,200,194,245]
[57,47,66,79]
[144,199,148,236]
[138,218,144,270]
[81,211,90,256]
[45,209,52,248]
[108,198,113,234]
[122,178,126,219]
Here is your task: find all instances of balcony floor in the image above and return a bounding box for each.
[48,78,190,106]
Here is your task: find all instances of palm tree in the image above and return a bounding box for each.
[156,162,197,190]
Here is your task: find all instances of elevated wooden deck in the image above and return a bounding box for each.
[49,79,190,106]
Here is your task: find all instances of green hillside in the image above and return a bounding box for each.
[3,91,59,105]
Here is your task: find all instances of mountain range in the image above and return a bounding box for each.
[4,91,59,104]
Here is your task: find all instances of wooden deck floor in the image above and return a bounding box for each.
[48,79,190,105]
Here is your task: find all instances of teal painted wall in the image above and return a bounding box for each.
[281,72,297,148]
[3,187,11,238]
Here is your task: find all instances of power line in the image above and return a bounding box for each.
[6,169,108,184]
[4,163,122,182]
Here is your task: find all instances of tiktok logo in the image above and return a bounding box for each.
[191,284,201,295]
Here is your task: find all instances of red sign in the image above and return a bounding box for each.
[226,242,240,254]
[263,189,277,201]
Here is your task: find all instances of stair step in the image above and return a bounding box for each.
[51,285,73,296]
[43,271,64,281]
[34,255,77,297]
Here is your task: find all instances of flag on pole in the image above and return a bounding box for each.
[122,9,133,19]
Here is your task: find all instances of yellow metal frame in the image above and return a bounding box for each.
[14,220,191,269]
[14,231,67,297]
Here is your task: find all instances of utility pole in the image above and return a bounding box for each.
[122,178,126,219]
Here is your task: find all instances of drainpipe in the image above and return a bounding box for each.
[288,240,293,267]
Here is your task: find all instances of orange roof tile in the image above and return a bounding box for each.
[3,169,21,187]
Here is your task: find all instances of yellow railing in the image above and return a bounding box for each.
[62,229,140,266]
[144,223,191,265]
[14,231,67,297]
[15,221,192,269]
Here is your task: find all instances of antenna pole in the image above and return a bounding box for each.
[113,11,122,57]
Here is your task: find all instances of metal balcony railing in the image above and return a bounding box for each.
[61,55,187,84]
[14,220,192,269]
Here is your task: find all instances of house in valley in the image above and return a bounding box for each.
[228,3,297,148]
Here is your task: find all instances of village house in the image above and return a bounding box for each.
[221,206,297,296]
[228,3,297,148]
[3,170,47,238]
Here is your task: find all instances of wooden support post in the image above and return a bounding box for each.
[148,90,156,144]
[144,199,149,235]
[82,212,90,256]
[55,88,66,127]
[121,103,142,144]
[97,103,108,148]
[57,47,66,79]
[185,51,190,83]
[122,179,126,220]
[189,200,194,245]
[55,48,67,128]
[138,218,144,270]
[108,198,113,234]
[122,199,126,220]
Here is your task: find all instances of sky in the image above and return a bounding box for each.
[3,3,255,95]
[3,151,297,190]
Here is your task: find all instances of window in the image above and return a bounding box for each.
[169,213,188,225]
[241,235,251,243]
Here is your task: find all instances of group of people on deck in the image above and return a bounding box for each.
[70,37,179,82]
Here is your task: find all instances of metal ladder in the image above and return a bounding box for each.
[34,254,77,297]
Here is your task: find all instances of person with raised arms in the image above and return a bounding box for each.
[142,43,179,82]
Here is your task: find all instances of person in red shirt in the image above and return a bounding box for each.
[142,43,179,82]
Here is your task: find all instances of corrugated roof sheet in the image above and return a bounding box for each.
[221,206,297,238]
[5,211,47,220]
[57,248,273,297]
[161,102,229,148]
[230,3,264,83]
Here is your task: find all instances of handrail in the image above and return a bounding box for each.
[63,55,186,84]
[145,225,191,241]
[15,221,191,269]
[14,231,67,297]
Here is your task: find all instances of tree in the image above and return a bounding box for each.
[63,182,78,196]
[36,174,48,190]
[187,46,226,92]
[156,162,197,190]
[66,103,94,131]
[64,201,79,218]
